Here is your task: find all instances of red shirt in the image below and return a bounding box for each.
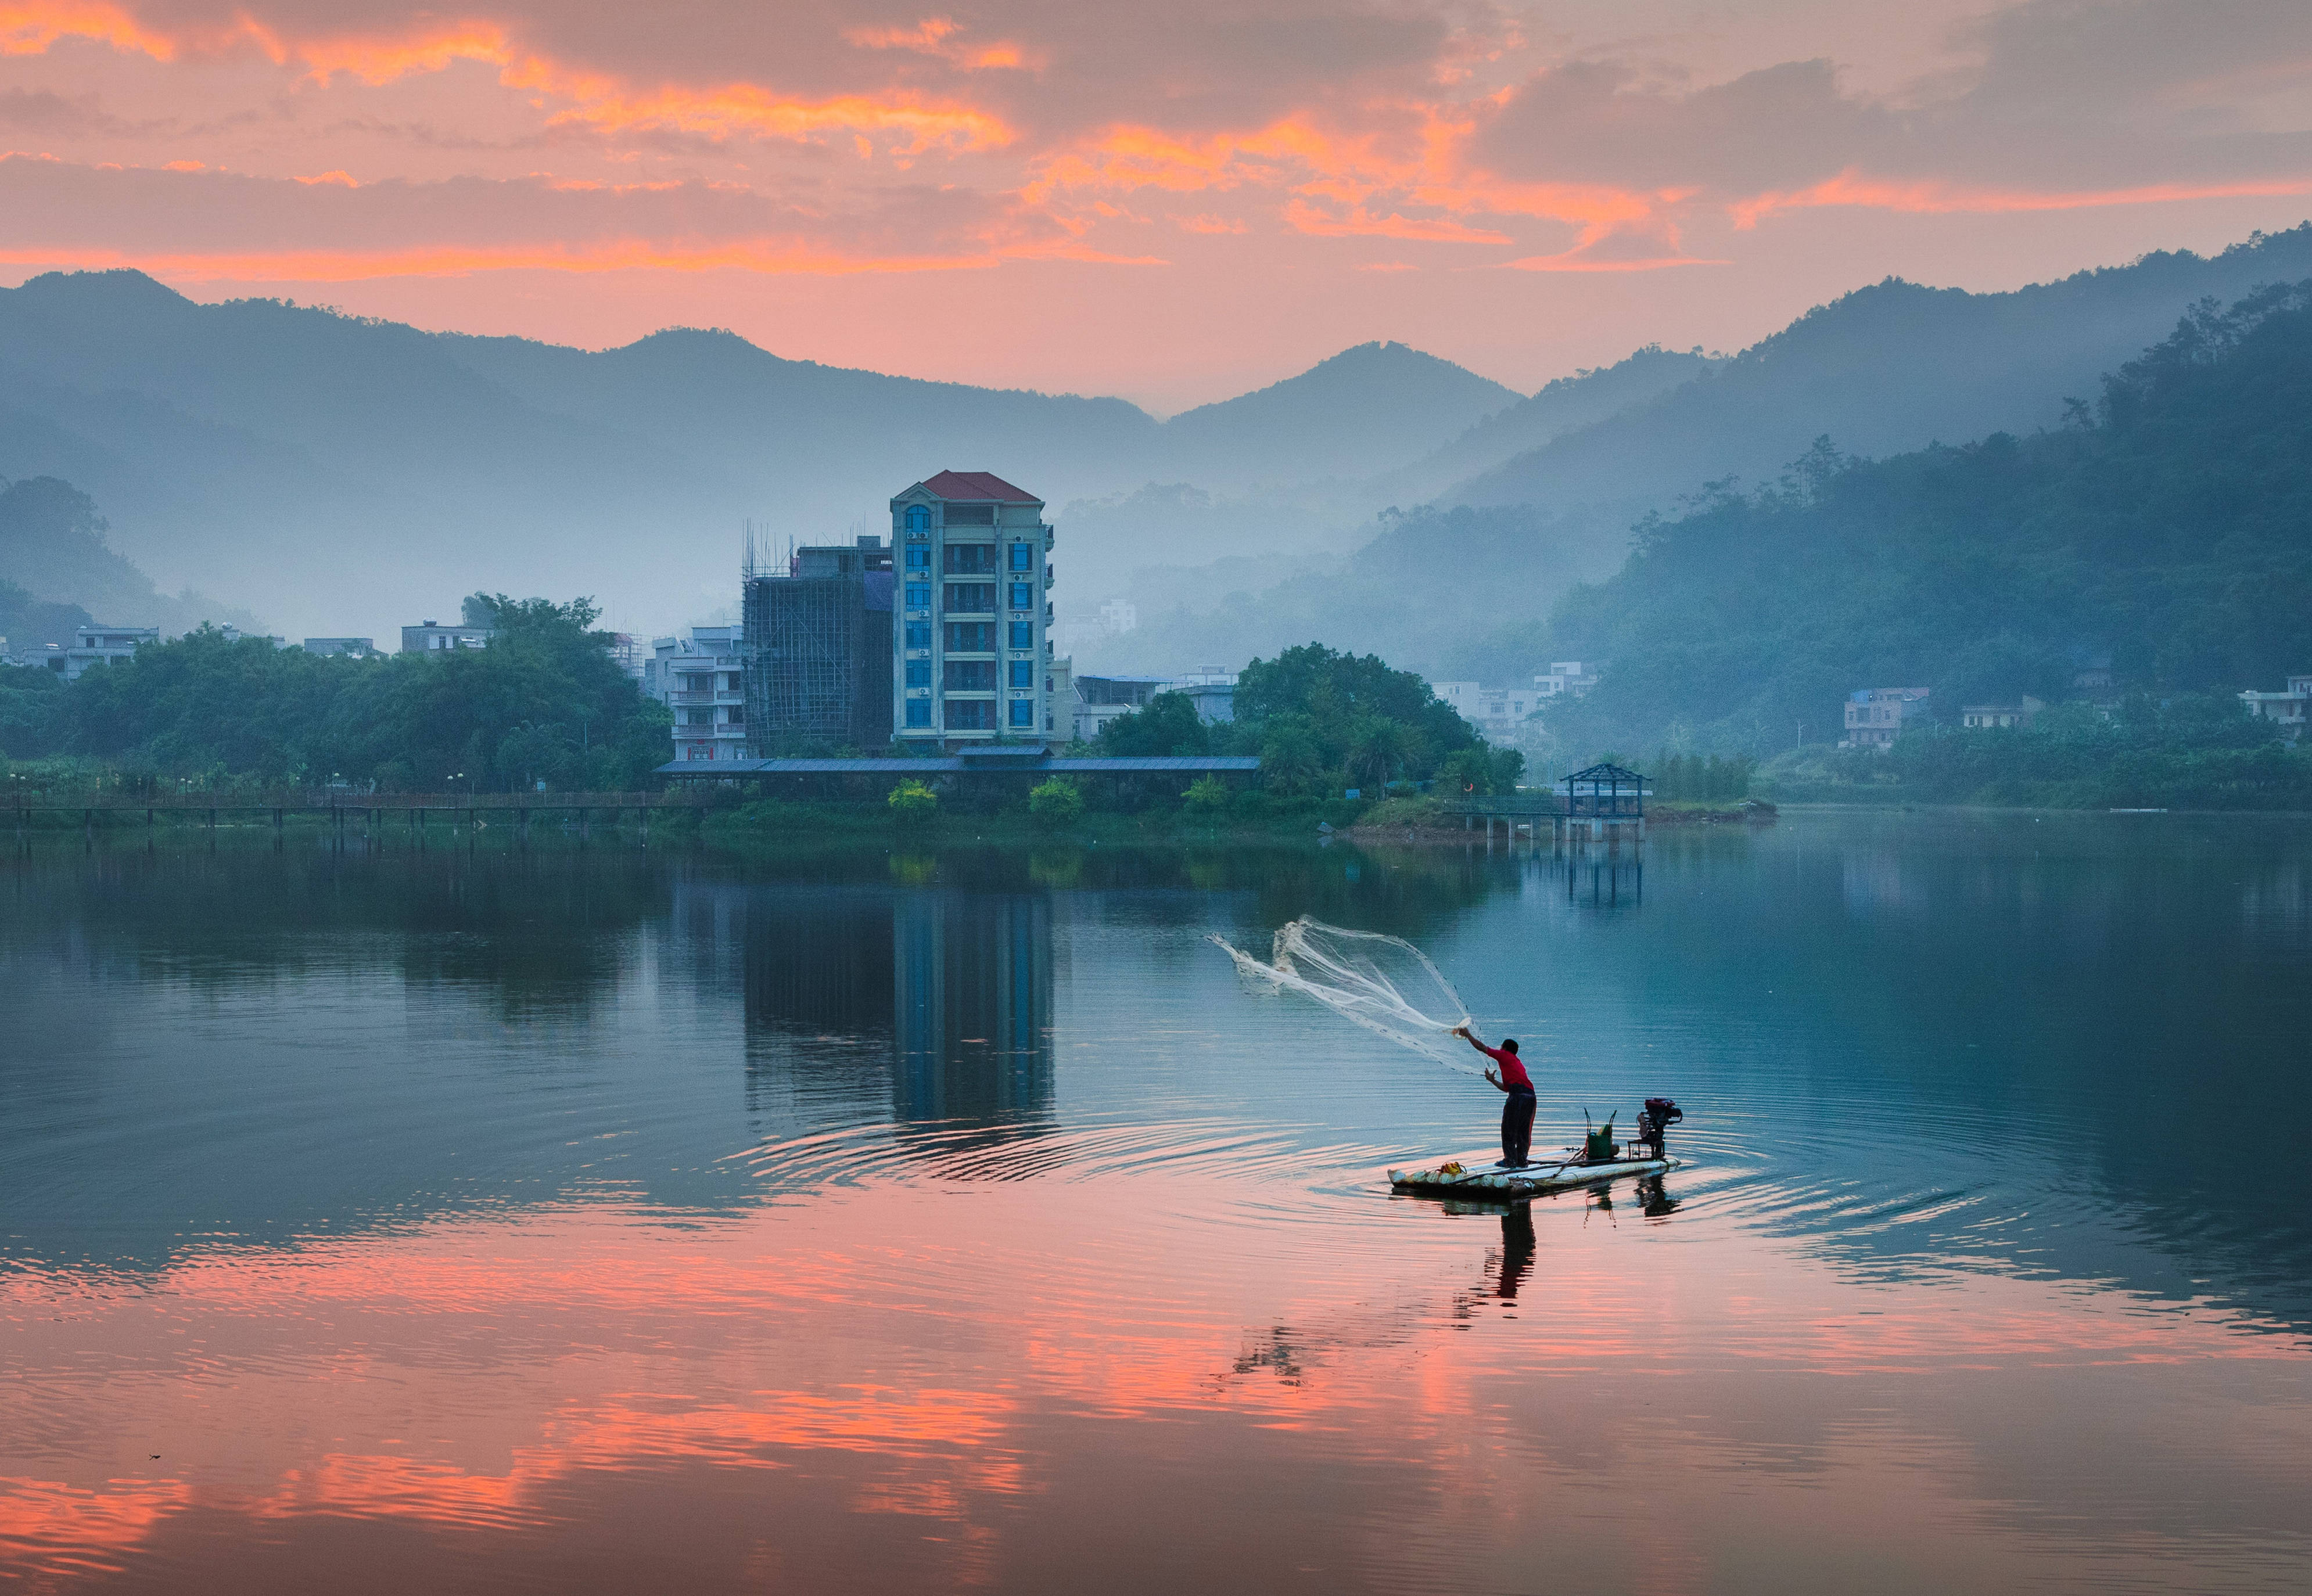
[1478,1044,1531,1090]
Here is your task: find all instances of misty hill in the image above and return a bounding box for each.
[1449,225,2312,513]
[1532,281,2312,758]
[0,271,1517,638]
[0,474,258,646]
[1153,342,1518,488]
[1089,502,1625,682]
[1090,222,2312,681]
[1377,344,1718,504]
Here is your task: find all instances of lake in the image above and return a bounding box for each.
[3,811,2308,1593]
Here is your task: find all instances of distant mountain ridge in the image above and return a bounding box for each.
[0,274,1521,637]
[1446,227,2312,513]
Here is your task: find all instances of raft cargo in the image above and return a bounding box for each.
[1388,1153,1678,1197]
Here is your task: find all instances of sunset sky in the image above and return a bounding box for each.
[3,0,2309,409]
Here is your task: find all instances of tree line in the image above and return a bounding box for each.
[0,595,670,790]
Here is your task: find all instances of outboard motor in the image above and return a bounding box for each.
[1636,1097,1683,1159]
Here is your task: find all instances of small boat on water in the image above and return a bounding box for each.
[1389,1153,1678,1197]
[1393,1095,1686,1198]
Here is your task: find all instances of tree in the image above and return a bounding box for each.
[1097,691,1210,757]
[1226,642,1480,785]
[1028,777,1083,828]
[1181,774,1230,819]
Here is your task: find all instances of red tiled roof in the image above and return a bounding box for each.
[918,469,1039,504]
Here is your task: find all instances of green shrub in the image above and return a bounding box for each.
[887,779,940,821]
[1028,777,1083,828]
[1182,775,1230,819]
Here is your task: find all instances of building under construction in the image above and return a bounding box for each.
[743,537,895,750]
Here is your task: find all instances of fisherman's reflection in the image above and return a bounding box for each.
[1496,1203,1535,1300]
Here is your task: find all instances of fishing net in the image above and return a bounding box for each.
[1211,918,1481,1075]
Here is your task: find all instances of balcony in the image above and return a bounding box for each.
[713,722,748,737]
[667,690,716,705]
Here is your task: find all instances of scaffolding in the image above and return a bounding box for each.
[744,566,892,749]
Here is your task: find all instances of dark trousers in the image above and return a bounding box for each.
[1501,1087,1536,1166]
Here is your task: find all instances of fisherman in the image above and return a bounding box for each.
[1452,1026,1535,1168]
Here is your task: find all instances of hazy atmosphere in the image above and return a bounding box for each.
[5,2,2311,1592]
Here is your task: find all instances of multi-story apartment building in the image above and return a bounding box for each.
[744,537,894,749]
[649,625,749,763]
[891,472,1053,749]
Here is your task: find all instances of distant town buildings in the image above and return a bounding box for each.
[891,472,1053,749]
[743,536,893,749]
[303,637,376,658]
[1960,696,2045,729]
[1060,667,1237,742]
[52,624,159,681]
[1535,661,1601,699]
[400,619,492,655]
[2240,673,2311,742]
[1431,680,1540,740]
[1841,686,1932,749]
[651,624,748,762]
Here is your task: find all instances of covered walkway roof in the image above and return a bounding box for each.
[658,756,1259,778]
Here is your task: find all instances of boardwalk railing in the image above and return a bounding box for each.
[10,789,712,821]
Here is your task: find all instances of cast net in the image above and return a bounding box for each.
[1211,918,1481,1075]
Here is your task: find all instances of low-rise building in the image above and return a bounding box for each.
[401,620,492,655]
[1431,680,1539,741]
[1961,696,2045,729]
[1069,673,1168,743]
[2241,673,2311,742]
[1535,661,1600,699]
[303,637,377,658]
[1841,686,1931,749]
[59,624,158,681]
[606,632,644,681]
[651,625,748,762]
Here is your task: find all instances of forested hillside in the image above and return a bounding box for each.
[1536,281,2312,758]
[0,475,259,644]
[1446,227,2312,516]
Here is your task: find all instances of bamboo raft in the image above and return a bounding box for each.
[1388,1152,1679,1197]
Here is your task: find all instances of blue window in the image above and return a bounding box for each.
[1009,699,1035,728]
[905,505,930,534]
[906,660,930,688]
[904,699,931,727]
[1008,621,1032,649]
[1008,542,1032,571]
[905,583,930,610]
[905,546,929,569]
[904,621,930,649]
[1008,659,1033,689]
[1010,583,1033,611]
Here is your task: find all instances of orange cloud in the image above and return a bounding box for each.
[1731,169,2312,228]
[842,15,1037,72]
[1282,199,1508,244]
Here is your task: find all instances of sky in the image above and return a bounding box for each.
[2,0,2310,411]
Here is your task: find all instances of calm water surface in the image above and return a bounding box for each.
[2,812,2308,1593]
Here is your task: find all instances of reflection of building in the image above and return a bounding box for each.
[894,894,1053,1127]
[728,882,1057,1135]
[1841,686,1930,749]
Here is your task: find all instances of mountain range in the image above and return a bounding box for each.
[1,221,2307,653]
